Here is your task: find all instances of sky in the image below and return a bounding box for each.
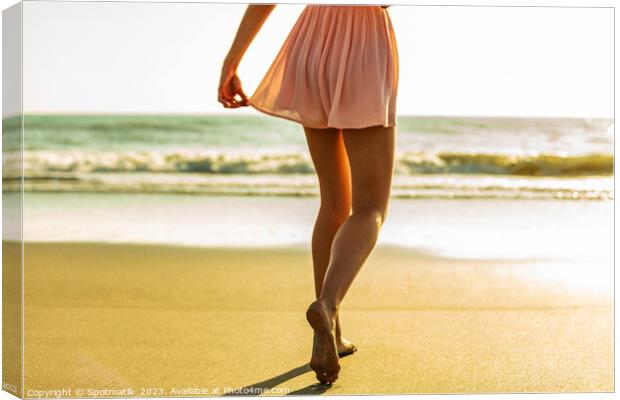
[20,0,614,118]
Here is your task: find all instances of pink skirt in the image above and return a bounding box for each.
[247,5,399,130]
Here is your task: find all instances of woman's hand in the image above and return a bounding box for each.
[218,65,249,109]
[218,5,276,109]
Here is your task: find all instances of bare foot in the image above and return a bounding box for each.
[306,299,340,384]
[336,336,358,357]
[335,315,357,357]
[313,333,357,359]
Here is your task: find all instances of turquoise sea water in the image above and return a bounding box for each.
[2,114,614,199]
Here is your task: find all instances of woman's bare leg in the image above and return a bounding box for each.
[306,124,396,384]
[303,126,357,357]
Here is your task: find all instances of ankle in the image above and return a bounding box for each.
[317,297,339,316]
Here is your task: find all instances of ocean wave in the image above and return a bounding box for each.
[2,172,613,200]
[397,151,613,176]
[3,150,614,177]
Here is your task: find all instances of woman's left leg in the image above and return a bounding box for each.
[303,126,356,356]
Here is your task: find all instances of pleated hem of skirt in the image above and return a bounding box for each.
[248,103,397,130]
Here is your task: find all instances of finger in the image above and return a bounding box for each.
[219,91,237,108]
[232,94,246,107]
[222,98,233,108]
[238,89,249,106]
[226,99,240,108]
[218,91,231,106]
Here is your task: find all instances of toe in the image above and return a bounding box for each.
[327,373,339,384]
[317,371,330,384]
[338,344,358,357]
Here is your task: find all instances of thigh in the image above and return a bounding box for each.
[303,126,352,211]
[342,125,396,215]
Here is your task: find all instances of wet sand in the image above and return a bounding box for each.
[10,241,613,395]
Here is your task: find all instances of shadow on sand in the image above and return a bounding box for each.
[222,362,334,396]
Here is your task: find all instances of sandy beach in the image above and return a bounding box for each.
[3,7,614,396]
[12,235,613,395]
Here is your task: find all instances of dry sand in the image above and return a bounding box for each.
[7,241,613,395]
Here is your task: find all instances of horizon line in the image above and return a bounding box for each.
[2,111,614,120]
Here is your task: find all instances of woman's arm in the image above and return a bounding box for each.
[222,4,276,72]
[218,4,275,108]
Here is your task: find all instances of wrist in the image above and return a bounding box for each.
[222,56,240,72]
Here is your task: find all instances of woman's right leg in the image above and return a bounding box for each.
[306,124,396,384]
[303,127,351,301]
[303,126,358,357]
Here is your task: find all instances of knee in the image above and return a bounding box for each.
[353,204,388,226]
[320,198,352,221]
